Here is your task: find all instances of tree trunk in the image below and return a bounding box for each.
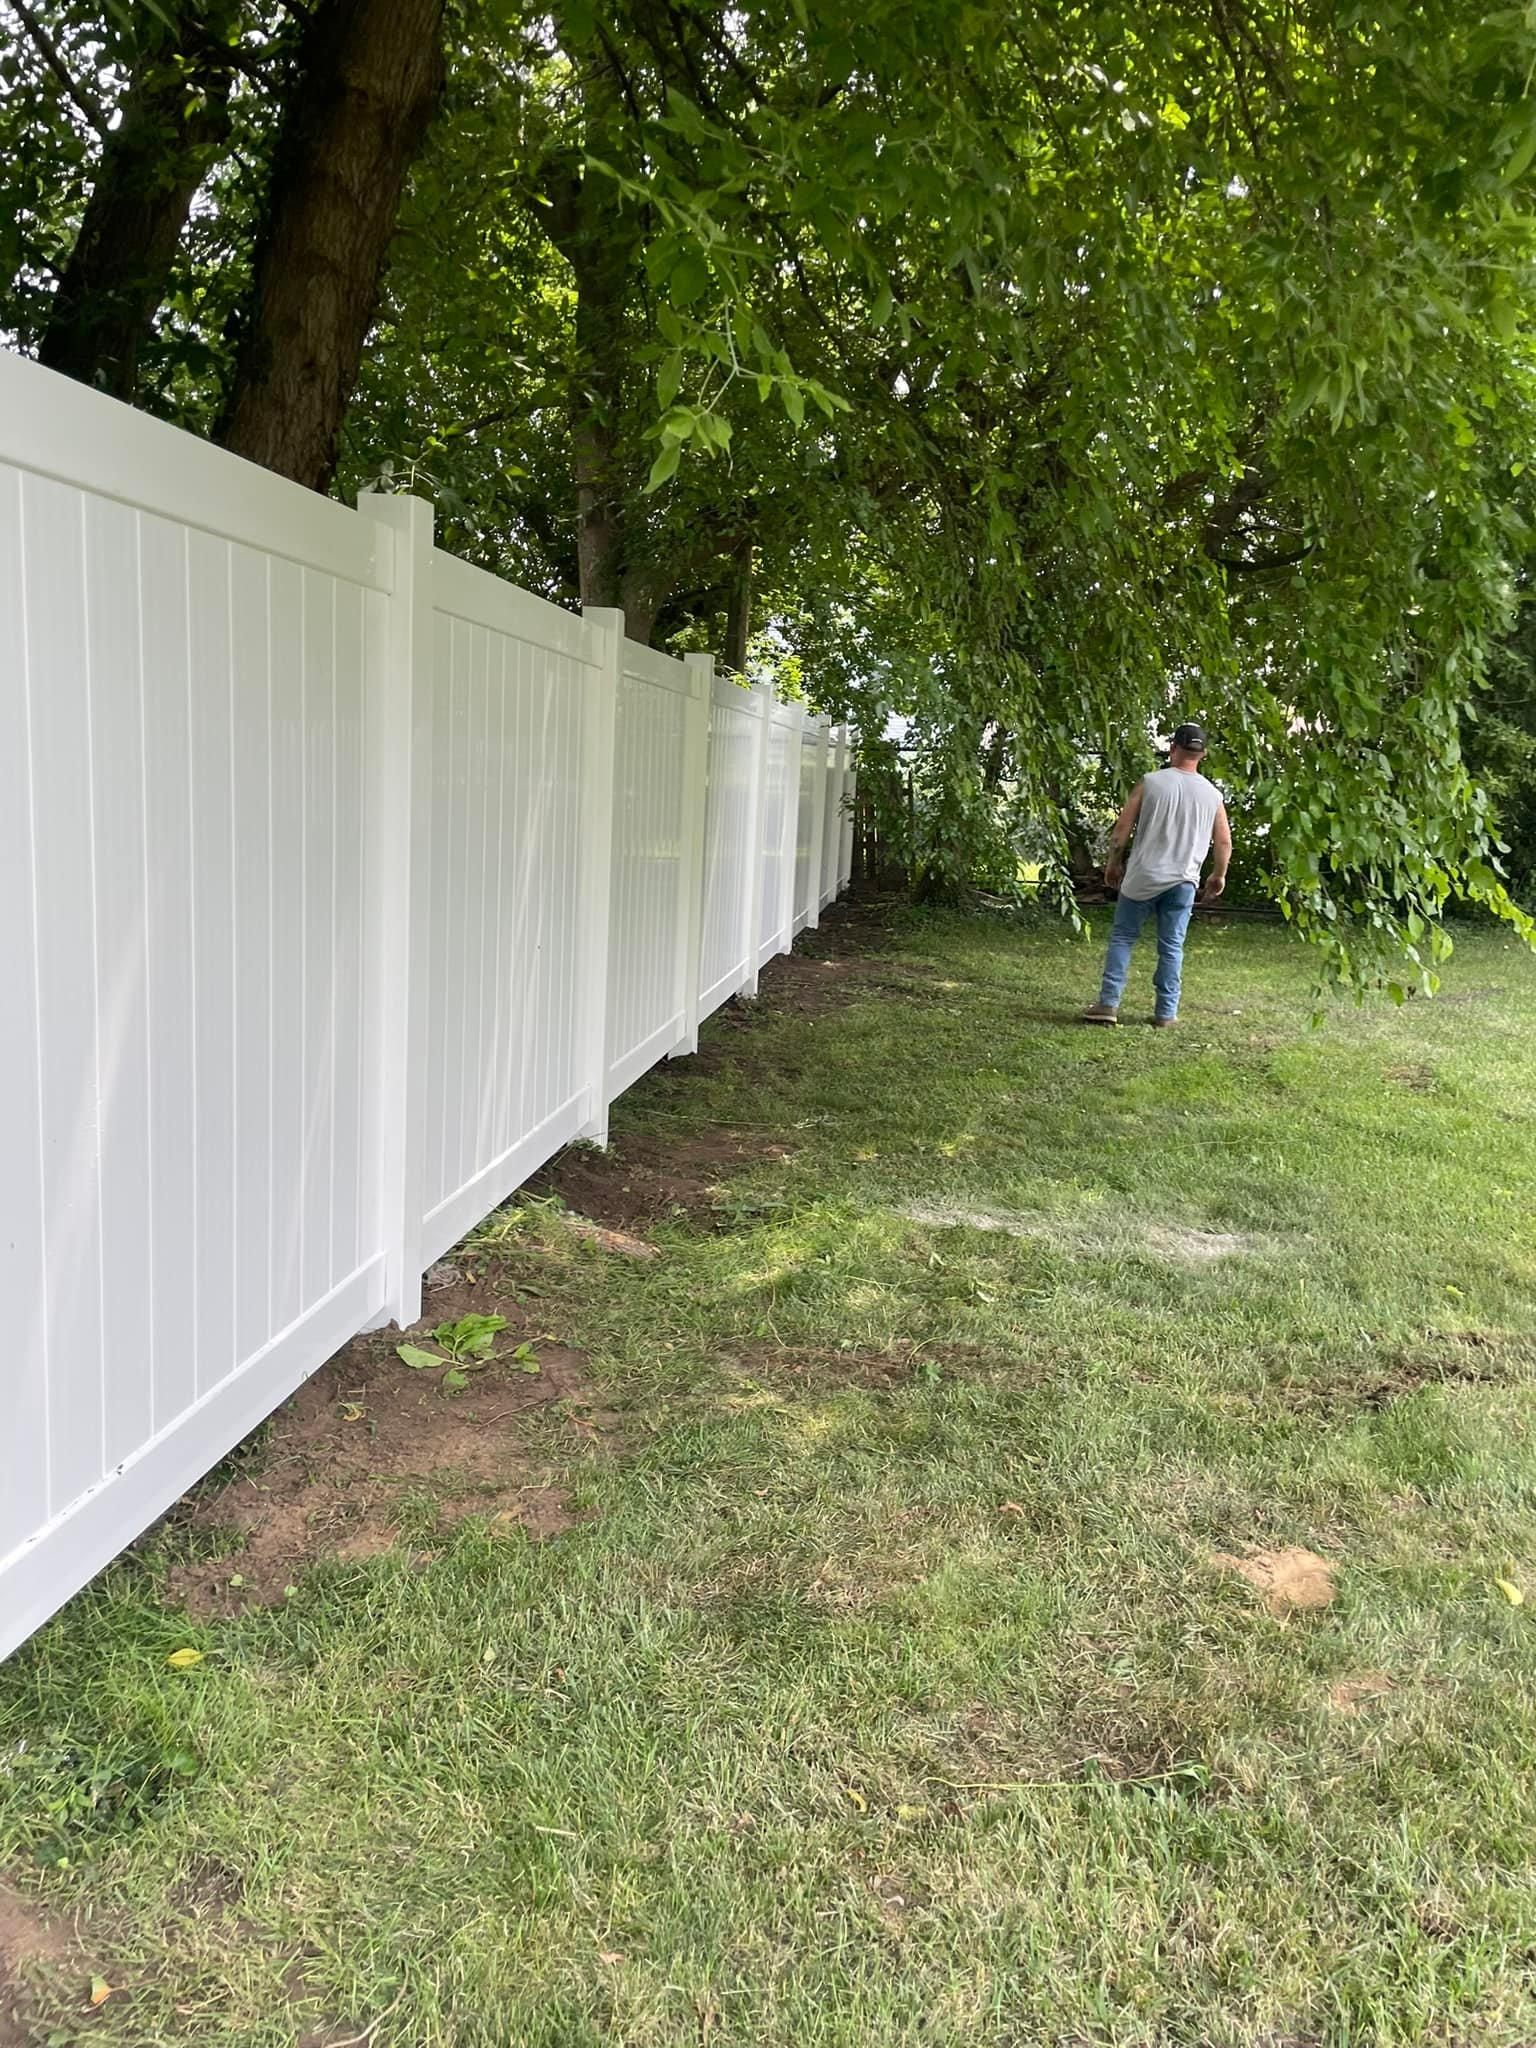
[39,10,235,400]
[544,21,650,633]
[724,537,753,673]
[217,0,446,490]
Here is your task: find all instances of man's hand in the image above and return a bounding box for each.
[1105,855,1124,890]
[1199,873,1226,905]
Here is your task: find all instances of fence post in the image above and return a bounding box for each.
[824,725,848,908]
[777,701,803,954]
[670,650,713,1058]
[577,606,623,1145]
[360,490,434,1330]
[806,716,831,930]
[840,733,858,889]
[741,682,773,996]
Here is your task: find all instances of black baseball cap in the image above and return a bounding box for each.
[1171,722,1208,753]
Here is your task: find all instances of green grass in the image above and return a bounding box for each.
[6,909,1536,2047]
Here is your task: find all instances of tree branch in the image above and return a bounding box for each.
[8,0,107,131]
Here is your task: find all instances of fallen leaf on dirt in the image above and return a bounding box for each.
[1212,1547,1337,1615]
[89,1978,113,2007]
[562,1214,660,1260]
[165,1647,206,1669]
[1327,1673,1396,1713]
[396,1344,442,1371]
[1496,1578,1525,1606]
[844,1786,867,1812]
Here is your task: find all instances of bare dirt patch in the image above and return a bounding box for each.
[1327,1673,1396,1714]
[1213,1547,1338,1616]
[162,1282,609,1618]
[1384,1062,1438,1093]
[534,1128,794,1235]
[1277,1331,1529,1416]
[0,1883,72,2048]
[947,1690,1212,1795]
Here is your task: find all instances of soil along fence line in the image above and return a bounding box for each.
[0,350,856,1660]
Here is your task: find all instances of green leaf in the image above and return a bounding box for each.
[1504,121,1536,184]
[656,349,684,410]
[433,1313,508,1359]
[669,252,710,307]
[871,282,894,329]
[647,442,683,492]
[397,1344,442,1371]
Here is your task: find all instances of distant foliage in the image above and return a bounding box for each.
[4,1,1536,983]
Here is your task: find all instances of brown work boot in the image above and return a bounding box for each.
[1151,1015,1179,1029]
[1082,1003,1119,1026]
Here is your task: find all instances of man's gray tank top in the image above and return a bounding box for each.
[1120,768,1222,900]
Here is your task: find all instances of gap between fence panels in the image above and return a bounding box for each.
[0,349,857,1660]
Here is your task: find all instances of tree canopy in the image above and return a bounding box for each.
[4,0,1536,986]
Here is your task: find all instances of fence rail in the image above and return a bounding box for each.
[0,351,855,1660]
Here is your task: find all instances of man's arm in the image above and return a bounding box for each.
[1200,803,1232,903]
[1102,782,1143,889]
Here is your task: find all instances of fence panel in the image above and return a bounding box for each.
[417,553,594,1269]
[0,358,391,1658]
[0,351,855,1661]
[605,641,692,1099]
[699,678,761,1018]
[820,729,847,911]
[793,720,821,933]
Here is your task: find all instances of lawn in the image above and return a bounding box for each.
[4,905,1536,2048]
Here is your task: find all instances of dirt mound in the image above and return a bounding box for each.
[163,1280,611,1617]
[1213,1547,1337,1615]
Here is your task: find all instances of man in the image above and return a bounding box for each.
[1082,723,1231,1029]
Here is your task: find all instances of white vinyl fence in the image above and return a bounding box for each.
[0,351,855,1659]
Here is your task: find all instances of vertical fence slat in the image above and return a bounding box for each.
[741,684,772,996]
[672,651,713,1057]
[187,528,236,1396]
[140,514,197,1428]
[269,555,306,1335]
[578,607,622,1143]
[360,491,434,1329]
[86,495,154,1469]
[807,717,830,932]
[0,464,49,1561]
[27,475,106,1516]
[231,544,273,1362]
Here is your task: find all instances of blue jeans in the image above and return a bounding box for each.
[1098,883,1196,1021]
